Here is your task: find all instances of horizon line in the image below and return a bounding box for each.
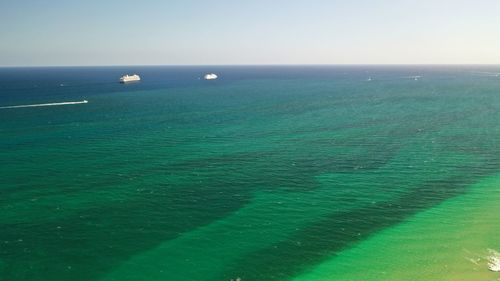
[2,63,500,68]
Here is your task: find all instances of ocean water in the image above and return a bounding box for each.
[0,66,499,281]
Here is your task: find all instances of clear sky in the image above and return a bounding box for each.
[1,0,500,66]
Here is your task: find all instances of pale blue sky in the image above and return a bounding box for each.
[1,0,500,66]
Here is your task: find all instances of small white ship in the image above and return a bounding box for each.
[204,73,218,80]
[119,74,141,83]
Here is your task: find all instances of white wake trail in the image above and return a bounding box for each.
[0,100,88,109]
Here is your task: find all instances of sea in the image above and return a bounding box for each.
[0,65,499,281]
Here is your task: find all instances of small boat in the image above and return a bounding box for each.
[204,73,218,80]
[120,74,141,83]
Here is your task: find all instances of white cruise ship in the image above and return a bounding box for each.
[204,73,218,80]
[119,74,141,83]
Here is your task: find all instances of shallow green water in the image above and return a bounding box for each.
[1,66,499,280]
[292,173,500,281]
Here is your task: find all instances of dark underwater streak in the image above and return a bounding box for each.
[0,140,397,281]
[217,169,493,281]
[0,191,251,281]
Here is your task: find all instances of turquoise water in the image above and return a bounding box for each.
[1,66,499,281]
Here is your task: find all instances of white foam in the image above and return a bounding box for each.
[488,249,500,272]
[0,100,88,109]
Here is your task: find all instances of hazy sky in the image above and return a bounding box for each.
[1,0,500,66]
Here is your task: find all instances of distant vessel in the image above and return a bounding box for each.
[120,74,141,83]
[204,73,218,80]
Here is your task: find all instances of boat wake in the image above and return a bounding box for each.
[0,100,88,109]
[403,75,422,81]
[472,71,500,77]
